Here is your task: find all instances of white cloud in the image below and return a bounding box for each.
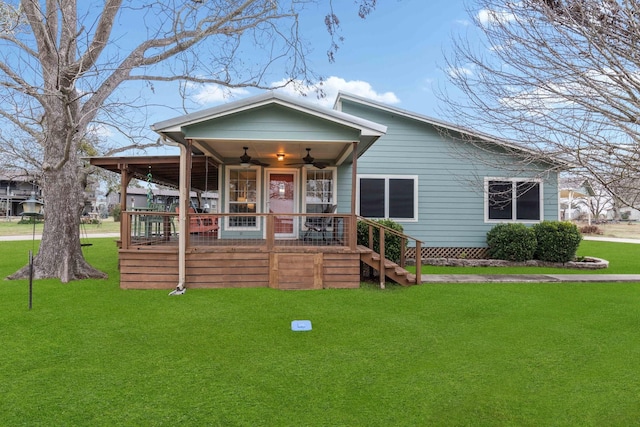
[478,8,516,26]
[271,76,400,107]
[87,123,113,138]
[446,66,473,79]
[421,78,434,92]
[190,84,250,105]
[185,77,400,108]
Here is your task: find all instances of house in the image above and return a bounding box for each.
[91,91,565,291]
[120,187,218,212]
[0,172,43,218]
[336,92,565,258]
[559,178,598,222]
[607,206,640,221]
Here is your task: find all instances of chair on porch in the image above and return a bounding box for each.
[136,203,165,237]
[303,204,337,242]
[176,207,219,236]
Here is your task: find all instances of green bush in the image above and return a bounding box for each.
[110,204,121,222]
[579,224,601,235]
[18,215,43,224]
[486,223,537,261]
[357,219,405,263]
[533,221,582,263]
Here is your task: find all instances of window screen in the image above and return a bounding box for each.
[487,179,541,221]
[360,178,385,218]
[488,181,513,220]
[516,182,540,220]
[389,179,414,219]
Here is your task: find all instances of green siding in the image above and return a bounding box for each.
[342,101,560,248]
[183,104,360,142]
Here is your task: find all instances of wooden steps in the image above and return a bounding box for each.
[358,245,419,287]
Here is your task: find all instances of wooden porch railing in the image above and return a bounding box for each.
[120,211,355,250]
[357,216,422,288]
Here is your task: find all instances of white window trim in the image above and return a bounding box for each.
[484,177,543,223]
[224,166,262,231]
[302,167,338,214]
[357,174,419,222]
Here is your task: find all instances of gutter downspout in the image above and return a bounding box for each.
[350,140,357,251]
[170,141,191,295]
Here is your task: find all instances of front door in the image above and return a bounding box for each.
[267,169,298,238]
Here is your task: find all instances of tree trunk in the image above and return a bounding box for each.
[7,116,107,283]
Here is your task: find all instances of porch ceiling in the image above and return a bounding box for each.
[89,155,218,192]
[191,139,351,167]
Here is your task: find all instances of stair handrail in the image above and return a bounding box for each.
[357,216,422,285]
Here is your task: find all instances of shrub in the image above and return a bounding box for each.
[357,219,405,263]
[579,224,602,235]
[533,221,582,263]
[110,205,121,222]
[486,223,537,261]
[18,216,42,224]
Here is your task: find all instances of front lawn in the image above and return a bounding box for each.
[0,216,120,236]
[1,239,639,426]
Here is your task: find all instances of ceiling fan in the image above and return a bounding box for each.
[232,147,269,167]
[286,148,328,169]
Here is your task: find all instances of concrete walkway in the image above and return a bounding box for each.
[421,273,640,283]
[583,236,640,244]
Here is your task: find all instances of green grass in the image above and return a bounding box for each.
[0,217,120,236]
[1,239,640,425]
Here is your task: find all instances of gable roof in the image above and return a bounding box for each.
[152,91,386,144]
[151,91,387,166]
[334,92,572,169]
[560,178,596,198]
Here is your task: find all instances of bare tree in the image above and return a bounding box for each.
[1,0,376,282]
[440,0,640,209]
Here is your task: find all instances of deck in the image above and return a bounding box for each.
[118,211,361,290]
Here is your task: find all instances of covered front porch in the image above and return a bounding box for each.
[92,92,388,290]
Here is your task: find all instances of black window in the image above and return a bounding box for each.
[359,177,416,220]
[389,179,414,218]
[516,182,540,220]
[487,179,540,221]
[360,178,385,218]
[488,181,513,220]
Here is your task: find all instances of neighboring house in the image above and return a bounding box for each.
[121,187,218,212]
[559,178,598,222]
[607,206,640,221]
[91,91,566,290]
[0,173,43,217]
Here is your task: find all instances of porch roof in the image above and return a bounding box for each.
[89,155,217,192]
[151,91,387,167]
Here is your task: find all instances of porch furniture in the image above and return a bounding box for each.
[303,204,337,242]
[133,204,165,238]
[177,207,219,235]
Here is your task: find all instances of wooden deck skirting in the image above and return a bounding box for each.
[119,246,361,290]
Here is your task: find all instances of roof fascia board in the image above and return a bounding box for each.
[152,91,386,138]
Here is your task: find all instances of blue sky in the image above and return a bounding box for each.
[114,1,479,154]
[185,0,473,114]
